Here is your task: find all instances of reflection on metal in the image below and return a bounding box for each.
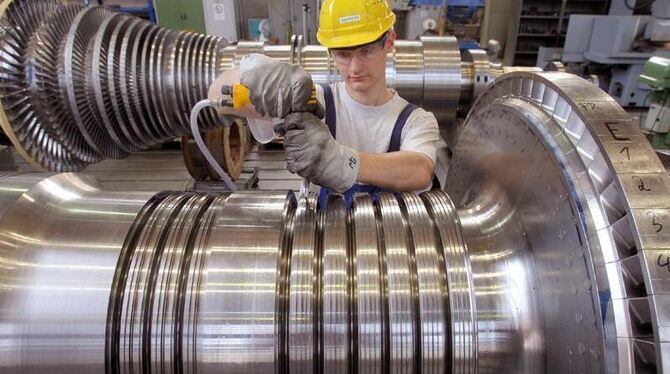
[0,173,474,373]
[0,72,668,373]
[0,0,512,173]
[449,71,670,373]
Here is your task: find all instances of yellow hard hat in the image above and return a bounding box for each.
[317,0,396,49]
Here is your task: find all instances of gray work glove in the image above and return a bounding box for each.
[240,56,316,119]
[278,112,360,193]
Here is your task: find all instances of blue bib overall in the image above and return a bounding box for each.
[317,84,418,208]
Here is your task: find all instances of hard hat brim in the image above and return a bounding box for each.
[318,29,389,50]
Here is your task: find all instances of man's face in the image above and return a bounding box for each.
[330,31,395,92]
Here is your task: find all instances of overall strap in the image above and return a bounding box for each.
[320,84,337,138]
[388,103,419,152]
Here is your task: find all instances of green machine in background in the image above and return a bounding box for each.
[153,0,206,33]
[640,56,670,150]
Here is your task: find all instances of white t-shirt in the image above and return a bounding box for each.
[316,82,439,164]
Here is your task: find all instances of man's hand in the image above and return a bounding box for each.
[278,112,359,193]
[240,56,314,119]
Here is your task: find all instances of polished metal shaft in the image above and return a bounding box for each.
[0,173,476,374]
[0,0,509,173]
[1,72,669,374]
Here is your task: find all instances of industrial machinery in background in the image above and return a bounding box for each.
[444,0,485,49]
[540,0,670,108]
[90,0,157,22]
[396,0,447,40]
[640,56,670,150]
[391,0,485,46]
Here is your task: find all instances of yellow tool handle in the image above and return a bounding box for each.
[307,87,318,107]
[231,83,319,110]
[231,83,251,110]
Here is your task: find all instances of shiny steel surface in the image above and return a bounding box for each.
[0,171,50,219]
[288,194,318,373]
[195,192,291,373]
[391,40,425,108]
[450,98,570,373]
[62,6,117,157]
[421,36,462,140]
[377,193,417,372]
[321,195,349,373]
[0,0,506,172]
[0,173,154,373]
[351,195,384,372]
[0,71,669,373]
[463,49,493,102]
[403,193,448,374]
[0,172,479,373]
[448,71,670,372]
[423,190,477,373]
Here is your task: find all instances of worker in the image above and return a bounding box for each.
[214,0,439,206]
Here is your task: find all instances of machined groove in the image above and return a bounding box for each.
[378,193,418,372]
[352,195,383,373]
[422,191,477,373]
[321,194,349,373]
